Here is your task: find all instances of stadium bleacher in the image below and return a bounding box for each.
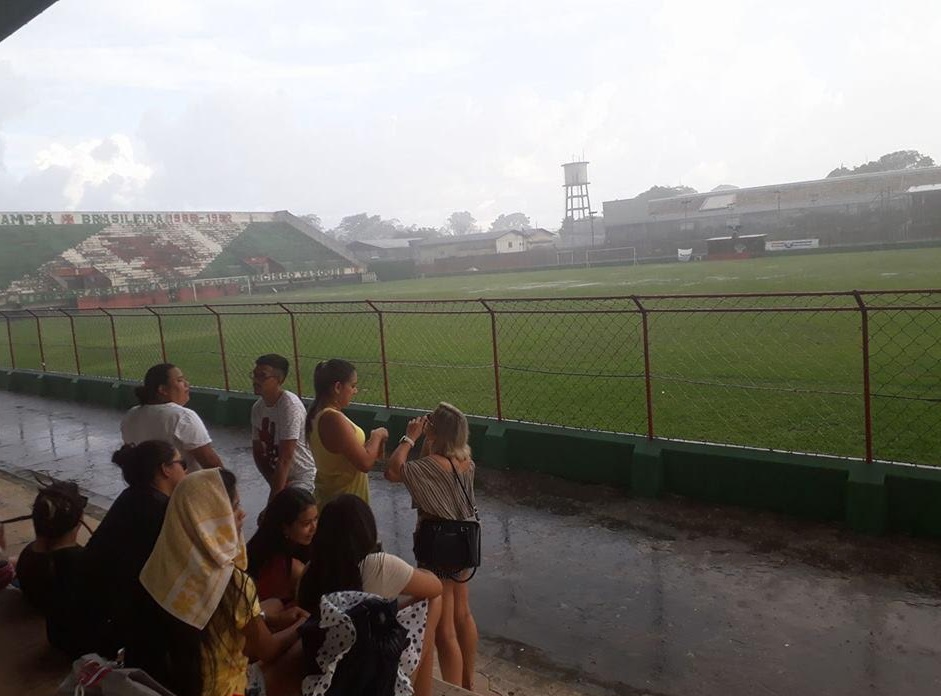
[0,212,361,306]
[199,221,354,278]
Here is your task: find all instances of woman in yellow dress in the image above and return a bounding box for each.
[305,359,388,508]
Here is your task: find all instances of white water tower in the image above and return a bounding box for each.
[562,160,592,221]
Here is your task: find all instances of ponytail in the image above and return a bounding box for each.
[136,363,176,405]
[305,359,357,437]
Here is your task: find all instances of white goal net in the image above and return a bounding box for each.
[189,275,253,301]
[585,246,637,268]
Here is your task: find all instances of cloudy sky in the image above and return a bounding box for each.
[0,0,939,229]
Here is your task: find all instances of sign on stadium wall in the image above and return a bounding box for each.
[0,211,274,226]
[765,239,820,251]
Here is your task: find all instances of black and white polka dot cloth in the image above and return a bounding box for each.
[301,591,429,696]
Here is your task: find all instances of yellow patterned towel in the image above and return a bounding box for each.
[140,469,246,630]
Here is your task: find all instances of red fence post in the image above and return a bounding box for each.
[146,306,168,363]
[630,296,655,440]
[205,305,230,392]
[25,309,47,372]
[852,291,874,463]
[364,300,391,408]
[278,303,303,397]
[2,311,14,369]
[479,300,503,420]
[61,309,81,375]
[100,309,122,380]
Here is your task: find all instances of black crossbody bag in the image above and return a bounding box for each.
[413,459,481,583]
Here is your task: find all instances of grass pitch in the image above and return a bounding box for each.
[3,247,939,464]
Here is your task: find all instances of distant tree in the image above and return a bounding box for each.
[488,212,532,232]
[633,185,697,200]
[444,211,478,236]
[330,213,401,242]
[711,184,739,191]
[827,150,936,178]
[299,213,323,232]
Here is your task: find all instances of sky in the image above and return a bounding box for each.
[0,0,940,230]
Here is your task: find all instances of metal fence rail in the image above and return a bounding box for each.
[1,290,939,465]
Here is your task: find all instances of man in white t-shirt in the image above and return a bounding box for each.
[251,354,317,501]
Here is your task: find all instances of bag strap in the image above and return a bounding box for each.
[451,567,477,583]
[447,458,479,522]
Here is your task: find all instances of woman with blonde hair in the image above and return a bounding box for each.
[385,402,479,691]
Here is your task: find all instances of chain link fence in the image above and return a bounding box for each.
[0,291,938,465]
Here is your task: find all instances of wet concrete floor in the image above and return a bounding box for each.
[2,392,940,696]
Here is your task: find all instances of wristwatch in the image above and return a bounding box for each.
[399,435,415,447]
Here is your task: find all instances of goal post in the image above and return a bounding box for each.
[189,275,252,301]
[585,246,637,268]
[555,249,576,266]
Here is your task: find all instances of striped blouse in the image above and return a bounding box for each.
[401,455,476,522]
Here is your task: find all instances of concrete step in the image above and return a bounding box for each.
[433,678,475,695]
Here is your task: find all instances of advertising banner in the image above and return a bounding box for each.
[765,239,820,251]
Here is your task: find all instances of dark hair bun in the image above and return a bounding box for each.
[32,481,86,539]
[112,443,135,469]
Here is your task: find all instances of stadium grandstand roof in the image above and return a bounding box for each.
[699,193,736,211]
[650,166,941,204]
[347,238,422,249]
[604,166,941,226]
[1,0,59,43]
[412,229,527,246]
[605,166,941,208]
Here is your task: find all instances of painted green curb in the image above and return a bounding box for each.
[2,369,937,539]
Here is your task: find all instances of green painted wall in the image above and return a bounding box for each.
[2,368,938,539]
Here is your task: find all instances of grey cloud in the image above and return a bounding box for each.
[0,165,71,209]
[90,138,121,162]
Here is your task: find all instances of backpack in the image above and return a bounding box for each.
[300,592,423,696]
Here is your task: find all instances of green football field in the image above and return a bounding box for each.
[234,246,941,300]
[2,247,939,465]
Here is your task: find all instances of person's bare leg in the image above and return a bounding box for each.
[452,579,478,691]
[434,581,463,685]
[260,641,306,696]
[412,595,441,696]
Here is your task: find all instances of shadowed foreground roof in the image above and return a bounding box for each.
[0,0,60,43]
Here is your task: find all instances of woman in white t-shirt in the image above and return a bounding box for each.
[121,363,223,471]
[296,494,442,696]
